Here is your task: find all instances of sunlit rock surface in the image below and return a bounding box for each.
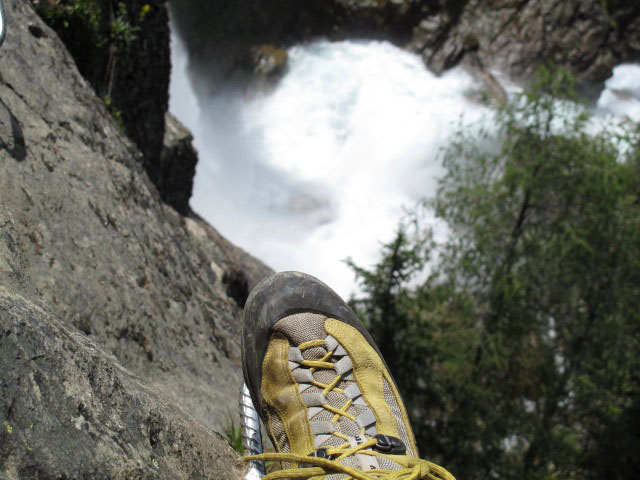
[0,2,271,477]
[0,220,242,480]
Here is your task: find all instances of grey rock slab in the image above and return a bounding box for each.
[0,0,271,439]
[0,219,242,480]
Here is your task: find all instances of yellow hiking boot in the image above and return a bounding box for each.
[242,271,455,480]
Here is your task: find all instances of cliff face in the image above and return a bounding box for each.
[408,0,640,82]
[0,221,242,479]
[31,0,198,214]
[172,0,640,96]
[0,0,271,477]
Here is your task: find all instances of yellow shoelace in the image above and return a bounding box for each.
[298,339,353,420]
[243,442,456,480]
[245,339,457,480]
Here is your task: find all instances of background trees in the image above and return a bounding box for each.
[349,66,640,480]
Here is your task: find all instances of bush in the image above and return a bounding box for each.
[34,0,141,99]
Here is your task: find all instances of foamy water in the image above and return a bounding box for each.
[596,63,640,122]
[170,37,485,296]
[169,28,638,297]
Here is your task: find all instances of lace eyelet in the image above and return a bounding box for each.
[373,434,406,454]
[310,448,331,459]
[301,447,338,467]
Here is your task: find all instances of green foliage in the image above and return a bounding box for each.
[350,65,640,480]
[110,2,140,53]
[224,417,245,455]
[35,0,139,52]
[347,218,431,380]
[36,0,106,54]
[34,0,142,123]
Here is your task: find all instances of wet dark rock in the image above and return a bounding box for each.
[172,0,640,96]
[251,44,289,84]
[157,113,198,215]
[111,0,171,165]
[169,0,429,97]
[0,5,271,479]
[412,0,640,84]
[223,269,250,309]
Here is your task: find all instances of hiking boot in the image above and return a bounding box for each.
[242,271,455,480]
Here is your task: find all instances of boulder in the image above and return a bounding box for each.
[251,44,289,81]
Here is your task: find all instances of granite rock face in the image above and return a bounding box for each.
[0,3,271,478]
[31,0,179,211]
[409,0,640,83]
[0,219,242,480]
[171,0,640,96]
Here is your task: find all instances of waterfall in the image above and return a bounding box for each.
[169,27,639,297]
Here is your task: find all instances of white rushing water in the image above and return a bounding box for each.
[169,28,639,297]
[595,63,640,122]
[170,36,486,296]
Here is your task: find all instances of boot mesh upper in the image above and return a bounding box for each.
[264,312,417,475]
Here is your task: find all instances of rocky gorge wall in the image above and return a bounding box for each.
[31,0,197,215]
[172,0,640,97]
[0,0,271,477]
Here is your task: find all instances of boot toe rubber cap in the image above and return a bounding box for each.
[242,271,381,411]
